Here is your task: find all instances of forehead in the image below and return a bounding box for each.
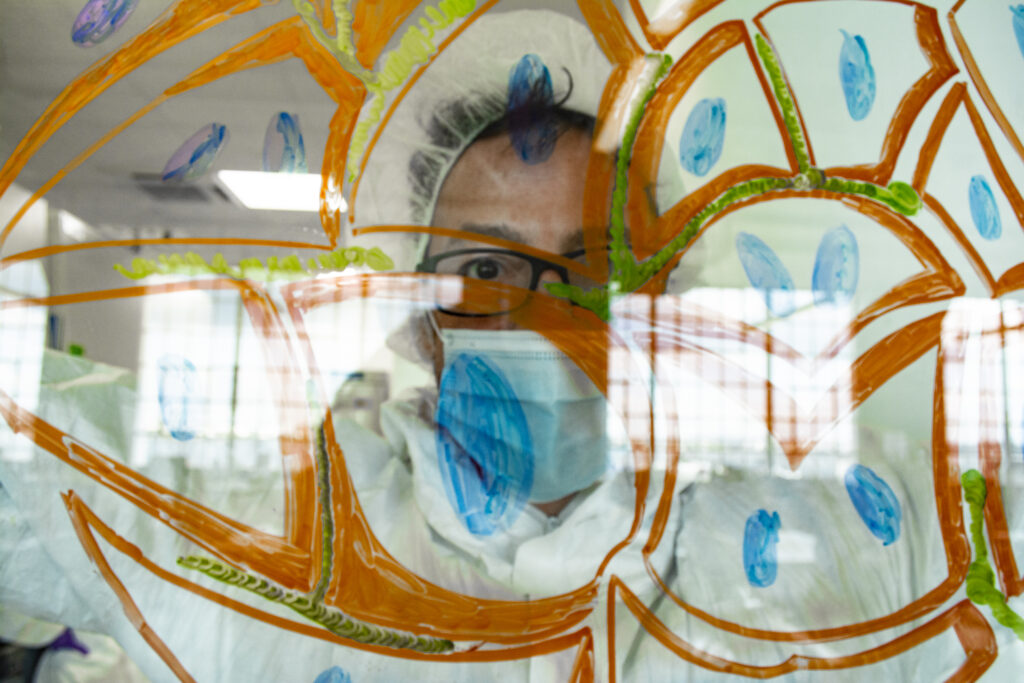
[430,128,594,255]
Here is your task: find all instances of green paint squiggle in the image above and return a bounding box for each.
[113,245,394,281]
[962,469,1024,641]
[548,35,922,321]
[177,555,454,653]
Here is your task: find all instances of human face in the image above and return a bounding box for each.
[427,127,594,331]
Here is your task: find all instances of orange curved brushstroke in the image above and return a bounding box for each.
[823,5,958,184]
[913,82,1024,228]
[627,0,726,50]
[0,0,268,249]
[0,16,362,254]
[975,305,1024,597]
[352,1,423,68]
[657,189,963,362]
[64,493,197,683]
[576,0,644,280]
[612,574,995,680]
[579,0,643,63]
[0,280,317,591]
[923,193,998,297]
[628,22,761,256]
[637,312,971,643]
[344,0,502,224]
[567,628,595,683]
[63,490,600,665]
[948,0,1024,168]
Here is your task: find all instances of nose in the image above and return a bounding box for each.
[536,267,564,292]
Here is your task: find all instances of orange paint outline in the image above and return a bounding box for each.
[610,575,995,681]
[948,0,1024,168]
[64,491,197,683]
[912,83,1024,298]
[0,0,271,250]
[626,0,727,50]
[634,309,970,644]
[0,279,320,591]
[0,16,362,254]
[61,490,601,668]
[754,0,957,186]
[627,21,795,258]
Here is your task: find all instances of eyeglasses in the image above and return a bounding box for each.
[416,247,601,316]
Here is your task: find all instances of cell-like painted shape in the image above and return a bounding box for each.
[71,0,138,47]
[263,112,308,173]
[743,510,780,588]
[161,123,228,183]
[1013,6,1024,61]
[968,175,1002,240]
[313,666,352,683]
[435,352,533,536]
[812,224,859,305]
[678,97,727,177]
[506,54,557,164]
[158,354,197,442]
[845,464,902,545]
[735,232,795,317]
[838,30,876,121]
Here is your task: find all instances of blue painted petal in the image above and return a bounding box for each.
[743,510,780,587]
[839,30,876,121]
[72,0,139,47]
[436,353,533,535]
[844,464,902,545]
[678,98,727,176]
[158,355,197,441]
[161,124,228,182]
[968,175,1002,240]
[506,54,557,164]
[313,666,352,683]
[812,225,859,305]
[263,112,308,173]
[1013,6,1024,61]
[735,232,796,317]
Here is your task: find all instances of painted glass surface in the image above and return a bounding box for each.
[1,1,1023,681]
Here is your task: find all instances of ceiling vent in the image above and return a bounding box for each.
[131,173,231,203]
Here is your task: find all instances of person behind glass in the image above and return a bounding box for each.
[409,89,613,523]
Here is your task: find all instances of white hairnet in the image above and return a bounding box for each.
[348,9,612,271]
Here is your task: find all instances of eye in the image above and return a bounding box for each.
[460,257,502,280]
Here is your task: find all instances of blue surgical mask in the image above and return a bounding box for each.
[434,327,609,535]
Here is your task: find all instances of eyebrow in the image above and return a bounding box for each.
[455,223,587,256]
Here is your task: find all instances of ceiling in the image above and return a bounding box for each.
[0,0,579,255]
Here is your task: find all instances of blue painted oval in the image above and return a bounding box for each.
[839,30,876,121]
[157,355,197,441]
[161,123,228,183]
[313,666,352,683]
[844,464,902,545]
[812,225,859,305]
[968,175,1002,240]
[506,54,557,164]
[735,232,795,317]
[743,510,780,587]
[71,0,138,47]
[1012,6,1024,61]
[263,112,308,173]
[678,98,727,176]
[436,352,533,535]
